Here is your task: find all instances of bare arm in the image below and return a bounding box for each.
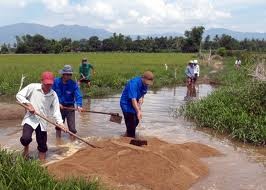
[132,98,142,120]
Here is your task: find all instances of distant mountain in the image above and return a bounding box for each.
[0,23,265,45]
[204,28,266,41]
[0,23,112,44]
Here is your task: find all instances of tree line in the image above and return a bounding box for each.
[0,26,266,54]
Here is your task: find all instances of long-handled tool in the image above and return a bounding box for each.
[16,101,101,148]
[63,107,123,124]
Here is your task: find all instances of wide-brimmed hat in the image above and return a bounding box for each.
[59,65,73,75]
[194,60,198,64]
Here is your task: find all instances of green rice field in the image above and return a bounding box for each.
[0,53,194,97]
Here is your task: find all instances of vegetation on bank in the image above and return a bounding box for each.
[0,53,195,97]
[0,149,102,190]
[182,54,266,144]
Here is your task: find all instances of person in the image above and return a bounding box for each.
[185,61,195,98]
[235,58,241,69]
[120,71,154,138]
[52,65,83,139]
[16,71,66,161]
[193,60,200,83]
[78,58,95,87]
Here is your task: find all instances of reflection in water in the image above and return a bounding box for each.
[0,84,265,190]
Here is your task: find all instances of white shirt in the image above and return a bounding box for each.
[194,64,200,76]
[16,83,63,131]
[235,60,241,65]
[185,65,194,78]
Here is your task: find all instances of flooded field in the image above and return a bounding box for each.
[0,84,265,190]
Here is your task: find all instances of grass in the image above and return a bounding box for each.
[0,149,102,190]
[182,55,266,144]
[0,53,195,97]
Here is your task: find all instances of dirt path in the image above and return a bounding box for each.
[47,137,221,190]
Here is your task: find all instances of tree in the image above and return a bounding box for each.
[217,47,226,56]
[0,44,9,54]
[59,38,72,52]
[88,36,101,51]
[124,36,133,51]
[203,35,212,49]
[32,34,48,53]
[71,40,80,52]
[218,34,239,50]
[182,26,205,52]
[102,39,113,51]
[212,35,220,49]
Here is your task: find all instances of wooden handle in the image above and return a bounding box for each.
[16,101,100,148]
[63,106,119,116]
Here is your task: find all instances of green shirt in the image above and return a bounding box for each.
[79,63,94,80]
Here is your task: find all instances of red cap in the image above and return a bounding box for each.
[41,71,54,85]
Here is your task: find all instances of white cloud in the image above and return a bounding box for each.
[2,0,265,33]
[42,0,70,13]
[128,10,139,18]
[0,0,36,8]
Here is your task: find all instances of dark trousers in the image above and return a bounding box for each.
[123,112,139,138]
[194,73,198,82]
[20,124,48,153]
[57,105,77,134]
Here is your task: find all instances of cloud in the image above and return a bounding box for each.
[2,0,265,33]
[0,0,36,8]
[42,0,70,13]
[40,0,230,33]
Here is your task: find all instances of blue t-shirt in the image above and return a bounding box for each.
[52,77,83,107]
[120,77,148,113]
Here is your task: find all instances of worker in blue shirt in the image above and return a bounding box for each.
[53,65,83,139]
[120,71,154,138]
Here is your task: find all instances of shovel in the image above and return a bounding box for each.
[16,101,101,148]
[63,107,123,124]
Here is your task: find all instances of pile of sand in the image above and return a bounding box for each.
[47,137,221,190]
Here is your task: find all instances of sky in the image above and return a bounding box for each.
[0,0,265,34]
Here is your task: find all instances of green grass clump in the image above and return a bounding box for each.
[183,82,266,144]
[0,149,102,190]
[182,56,266,144]
[0,53,193,97]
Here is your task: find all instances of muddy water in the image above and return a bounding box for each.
[0,84,265,190]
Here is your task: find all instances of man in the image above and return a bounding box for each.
[185,61,195,98]
[235,58,241,69]
[120,71,154,138]
[78,58,95,87]
[52,65,83,139]
[16,71,66,161]
[193,60,200,82]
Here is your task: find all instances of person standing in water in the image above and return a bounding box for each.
[52,65,83,139]
[78,58,95,87]
[193,59,200,94]
[120,71,154,138]
[16,71,66,161]
[185,60,195,98]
